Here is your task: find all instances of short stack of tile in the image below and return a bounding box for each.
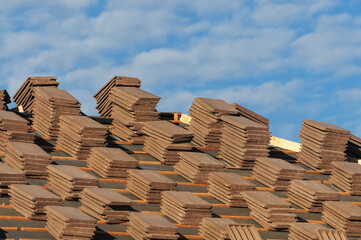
[298,119,350,174]
[3,142,51,178]
[161,191,212,225]
[189,97,239,149]
[174,152,226,184]
[79,187,134,224]
[127,212,178,240]
[288,180,340,213]
[127,169,177,203]
[219,115,271,169]
[94,76,141,118]
[0,90,11,110]
[226,224,263,240]
[46,165,98,200]
[88,147,138,179]
[316,229,348,240]
[252,157,305,191]
[346,134,361,158]
[110,87,160,144]
[56,115,108,160]
[288,222,329,240]
[330,161,361,195]
[13,76,60,113]
[208,172,256,207]
[199,217,238,240]
[0,163,25,195]
[9,184,61,220]
[243,191,297,230]
[45,205,97,240]
[32,87,81,140]
[322,201,361,237]
[142,121,193,164]
[232,103,269,126]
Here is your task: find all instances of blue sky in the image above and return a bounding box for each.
[1,0,361,141]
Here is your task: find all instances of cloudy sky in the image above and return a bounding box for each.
[1,0,361,141]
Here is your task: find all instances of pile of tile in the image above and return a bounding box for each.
[330,161,361,195]
[346,134,361,158]
[316,229,348,240]
[88,147,138,179]
[79,187,134,224]
[232,103,269,126]
[45,205,97,240]
[208,172,256,207]
[199,217,238,240]
[57,115,108,160]
[288,180,340,212]
[9,184,61,220]
[252,157,305,191]
[243,191,297,230]
[127,169,177,204]
[0,89,11,110]
[298,119,350,174]
[13,76,60,113]
[226,224,262,240]
[127,212,178,240]
[219,115,271,169]
[322,201,361,237]
[32,87,81,140]
[174,152,226,184]
[161,191,212,225]
[0,163,25,195]
[94,76,141,117]
[0,110,34,154]
[189,97,239,148]
[288,222,329,240]
[110,87,160,144]
[3,142,51,178]
[46,165,98,200]
[142,121,193,164]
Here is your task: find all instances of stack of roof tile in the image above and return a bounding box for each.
[189,97,239,148]
[110,87,160,144]
[3,142,51,178]
[199,217,238,240]
[330,161,361,195]
[226,224,263,240]
[0,90,11,110]
[142,121,193,164]
[232,103,269,126]
[288,222,329,240]
[346,134,361,158]
[298,119,350,174]
[288,180,341,212]
[127,212,178,240]
[79,187,134,224]
[219,115,271,169]
[126,169,177,204]
[174,152,226,184]
[252,157,305,191]
[208,172,256,207]
[0,163,25,195]
[45,205,97,240]
[0,110,34,154]
[316,229,348,240]
[88,147,138,179]
[9,184,61,220]
[32,87,81,140]
[322,201,361,237]
[161,191,212,225]
[46,165,98,200]
[56,115,108,160]
[13,76,60,113]
[94,76,141,118]
[243,191,297,230]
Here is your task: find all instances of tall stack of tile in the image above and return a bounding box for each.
[110,87,160,144]
[189,97,239,149]
[88,147,138,179]
[174,152,226,184]
[56,115,108,160]
[346,134,361,158]
[32,87,81,140]
[208,172,256,207]
[0,90,11,110]
[13,76,59,113]
[0,111,34,154]
[330,161,361,195]
[219,116,271,169]
[232,103,269,126]
[288,222,329,240]
[298,119,350,174]
[252,157,305,191]
[199,217,238,240]
[243,191,297,230]
[94,76,141,118]
[0,163,25,195]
